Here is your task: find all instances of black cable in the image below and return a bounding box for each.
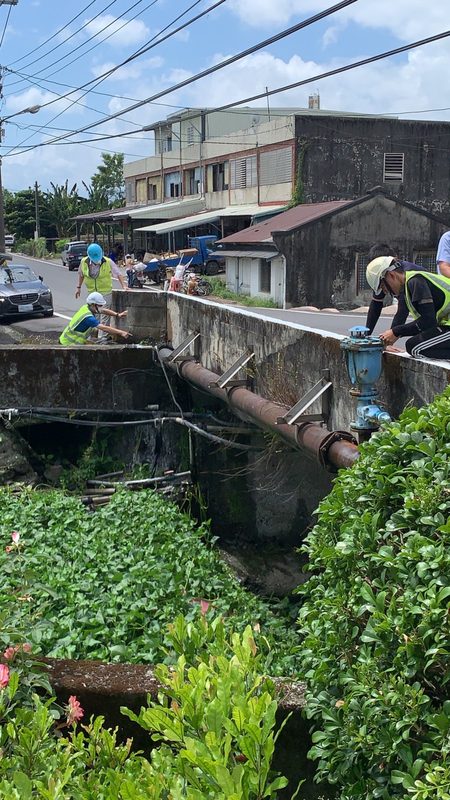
[8,20,450,160]
[0,5,12,50]
[10,0,356,152]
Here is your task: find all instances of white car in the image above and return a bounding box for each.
[5,234,15,247]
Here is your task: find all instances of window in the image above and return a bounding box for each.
[230,155,257,189]
[187,126,194,145]
[259,259,271,293]
[165,171,181,198]
[356,253,371,293]
[136,179,147,204]
[185,168,201,196]
[125,180,136,204]
[260,147,293,185]
[413,250,437,273]
[212,162,229,191]
[148,182,158,201]
[383,153,404,183]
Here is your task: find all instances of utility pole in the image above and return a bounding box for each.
[34,181,40,240]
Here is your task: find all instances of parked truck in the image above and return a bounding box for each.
[142,235,225,283]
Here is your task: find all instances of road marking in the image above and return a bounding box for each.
[54,312,72,320]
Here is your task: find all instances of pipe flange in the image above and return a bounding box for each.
[318,430,358,472]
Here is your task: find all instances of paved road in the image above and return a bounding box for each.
[1,252,396,341]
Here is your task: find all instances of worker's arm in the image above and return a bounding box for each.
[390,291,409,328]
[111,261,130,291]
[365,293,384,334]
[438,261,450,278]
[102,308,128,319]
[381,276,437,344]
[97,323,131,338]
[75,273,84,299]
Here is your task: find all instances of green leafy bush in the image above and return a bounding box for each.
[297,388,450,799]
[0,488,300,674]
[208,278,278,308]
[19,238,48,258]
[55,238,70,253]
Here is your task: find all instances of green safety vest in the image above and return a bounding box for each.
[59,304,98,346]
[81,256,113,294]
[404,270,450,325]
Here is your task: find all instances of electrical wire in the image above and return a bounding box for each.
[0,4,12,50]
[10,0,356,149]
[7,18,450,160]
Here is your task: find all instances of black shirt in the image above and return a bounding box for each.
[392,274,445,337]
[366,260,423,334]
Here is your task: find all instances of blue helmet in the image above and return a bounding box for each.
[87,243,103,262]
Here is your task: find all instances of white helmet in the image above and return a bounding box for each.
[86,291,106,307]
[366,256,396,294]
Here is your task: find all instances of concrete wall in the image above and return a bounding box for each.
[274,192,448,309]
[295,114,450,219]
[165,293,450,432]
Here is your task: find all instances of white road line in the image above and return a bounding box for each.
[54,312,72,320]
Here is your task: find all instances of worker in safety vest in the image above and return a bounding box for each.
[366,256,450,359]
[60,292,131,346]
[76,243,128,341]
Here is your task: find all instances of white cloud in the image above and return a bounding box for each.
[228,0,449,41]
[84,14,150,48]
[5,87,87,117]
[91,56,164,81]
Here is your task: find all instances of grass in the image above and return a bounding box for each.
[208,277,279,308]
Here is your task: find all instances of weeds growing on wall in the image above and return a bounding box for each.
[208,278,278,308]
[0,488,300,675]
[297,387,450,799]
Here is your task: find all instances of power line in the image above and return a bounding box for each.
[6,0,358,154]
[2,0,216,153]
[8,0,100,66]
[0,4,12,50]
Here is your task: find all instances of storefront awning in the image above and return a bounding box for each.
[135,205,285,235]
[112,197,206,221]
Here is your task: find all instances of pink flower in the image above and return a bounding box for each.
[66,695,84,726]
[200,600,211,615]
[11,531,20,544]
[0,664,10,688]
[3,644,32,661]
[5,546,12,553]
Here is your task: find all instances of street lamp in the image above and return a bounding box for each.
[0,104,40,251]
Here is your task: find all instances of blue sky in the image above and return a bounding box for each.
[0,0,449,193]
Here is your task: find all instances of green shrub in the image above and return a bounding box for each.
[297,387,450,799]
[19,237,48,258]
[208,277,278,308]
[0,488,300,674]
[55,238,70,253]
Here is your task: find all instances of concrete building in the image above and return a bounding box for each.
[218,188,449,309]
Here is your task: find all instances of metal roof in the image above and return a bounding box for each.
[135,205,285,235]
[218,201,354,244]
[217,250,279,259]
[113,197,206,220]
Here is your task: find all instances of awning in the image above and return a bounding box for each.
[112,197,206,221]
[217,250,280,259]
[135,204,285,234]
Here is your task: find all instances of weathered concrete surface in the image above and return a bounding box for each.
[166,294,450,434]
[42,657,327,799]
[114,289,166,343]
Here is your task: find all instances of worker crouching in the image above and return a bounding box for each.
[60,292,131,345]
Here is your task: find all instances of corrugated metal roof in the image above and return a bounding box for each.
[218,250,280,259]
[135,205,284,235]
[113,197,206,220]
[218,200,354,244]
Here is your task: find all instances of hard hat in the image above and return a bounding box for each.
[87,243,103,262]
[86,292,107,307]
[366,256,396,294]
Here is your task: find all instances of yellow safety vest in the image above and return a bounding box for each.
[81,256,113,294]
[404,270,450,325]
[59,304,98,345]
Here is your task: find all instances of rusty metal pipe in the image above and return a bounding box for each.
[158,349,359,471]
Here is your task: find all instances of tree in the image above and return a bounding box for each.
[4,188,57,240]
[90,153,125,207]
[41,181,82,238]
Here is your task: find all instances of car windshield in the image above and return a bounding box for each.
[0,266,38,284]
[70,245,88,254]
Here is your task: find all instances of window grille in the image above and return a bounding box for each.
[259,259,271,293]
[230,155,257,189]
[383,152,404,182]
[125,180,136,204]
[356,253,371,293]
[187,126,194,145]
[413,250,437,273]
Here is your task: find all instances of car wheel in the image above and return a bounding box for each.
[205,260,220,276]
